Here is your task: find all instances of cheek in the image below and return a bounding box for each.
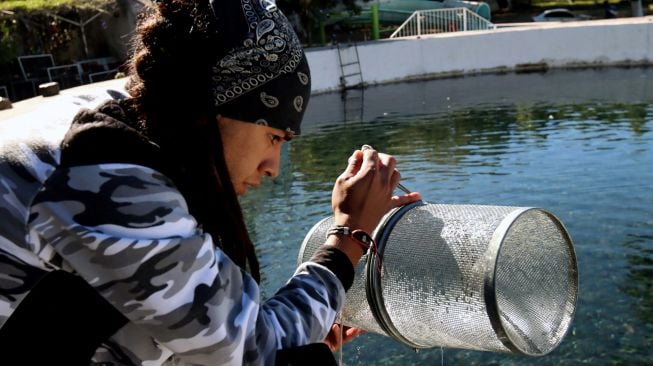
[232,149,264,179]
[221,145,238,175]
[222,146,250,184]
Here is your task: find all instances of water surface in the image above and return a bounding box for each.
[242,67,653,365]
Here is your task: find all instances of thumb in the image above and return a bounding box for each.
[390,192,422,208]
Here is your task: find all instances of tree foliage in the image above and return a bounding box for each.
[277,0,366,44]
[0,0,112,12]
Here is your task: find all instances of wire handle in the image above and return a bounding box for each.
[360,144,412,194]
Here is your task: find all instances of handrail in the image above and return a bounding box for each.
[391,11,420,38]
[390,8,495,38]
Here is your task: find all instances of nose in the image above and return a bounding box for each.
[260,149,281,178]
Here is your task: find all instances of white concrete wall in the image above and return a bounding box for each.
[306,17,653,93]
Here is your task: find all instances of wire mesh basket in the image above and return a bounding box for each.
[298,201,578,355]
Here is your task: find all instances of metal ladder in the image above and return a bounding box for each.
[342,88,365,122]
[337,43,364,90]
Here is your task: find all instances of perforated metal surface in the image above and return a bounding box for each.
[298,203,577,355]
[297,217,387,336]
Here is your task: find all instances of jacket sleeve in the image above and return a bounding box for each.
[28,163,346,365]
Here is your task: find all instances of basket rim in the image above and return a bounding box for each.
[485,207,579,356]
[367,200,431,348]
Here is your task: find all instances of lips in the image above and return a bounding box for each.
[241,182,260,194]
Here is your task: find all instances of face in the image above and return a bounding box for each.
[217,116,289,196]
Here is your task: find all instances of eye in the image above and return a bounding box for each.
[268,133,283,145]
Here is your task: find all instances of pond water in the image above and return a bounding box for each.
[241,67,653,365]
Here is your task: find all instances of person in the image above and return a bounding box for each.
[0,0,420,365]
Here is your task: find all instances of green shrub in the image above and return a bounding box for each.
[0,0,112,12]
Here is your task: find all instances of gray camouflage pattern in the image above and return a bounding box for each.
[0,91,345,365]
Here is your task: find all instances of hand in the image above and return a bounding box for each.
[328,147,421,265]
[331,148,421,233]
[323,323,366,353]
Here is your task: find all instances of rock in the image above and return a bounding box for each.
[39,82,60,97]
[0,97,11,110]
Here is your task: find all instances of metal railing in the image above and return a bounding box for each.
[47,64,84,89]
[89,69,119,83]
[390,8,495,38]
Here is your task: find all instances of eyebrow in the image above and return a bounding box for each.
[283,130,295,141]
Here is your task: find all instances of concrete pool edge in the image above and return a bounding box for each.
[306,16,653,94]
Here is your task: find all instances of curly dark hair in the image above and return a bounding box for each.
[122,0,260,282]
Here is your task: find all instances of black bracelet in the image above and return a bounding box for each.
[326,225,353,237]
[326,225,374,252]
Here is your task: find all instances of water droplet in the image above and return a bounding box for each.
[440,346,445,366]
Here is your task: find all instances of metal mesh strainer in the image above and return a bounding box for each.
[297,201,578,355]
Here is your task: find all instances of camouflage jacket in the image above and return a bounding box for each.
[0,89,353,365]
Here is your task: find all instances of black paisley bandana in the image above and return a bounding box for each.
[209,0,311,135]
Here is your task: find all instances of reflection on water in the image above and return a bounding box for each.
[241,67,653,365]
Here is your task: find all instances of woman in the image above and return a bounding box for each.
[0,0,420,364]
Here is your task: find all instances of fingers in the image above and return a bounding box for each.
[345,146,416,200]
[390,191,422,207]
[357,148,378,177]
[325,324,366,352]
[342,150,364,177]
[354,149,396,186]
[390,167,401,190]
[341,149,382,181]
[333,146,422,231]
[377,153,397,186]
[343,326,367,340]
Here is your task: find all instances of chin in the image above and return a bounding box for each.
[231,181,246,196]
